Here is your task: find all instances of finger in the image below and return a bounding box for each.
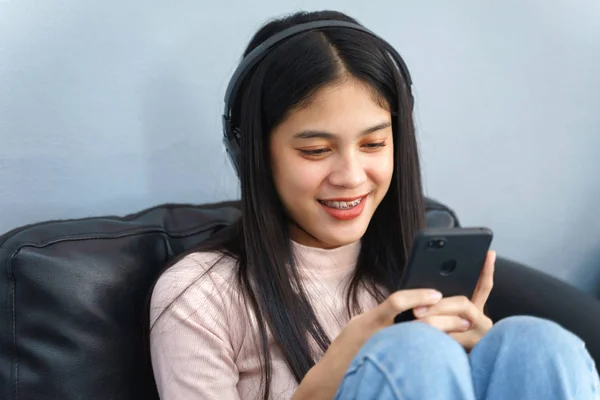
[450,332,478,351]
[418,315,471,333]
[377,289,442,323]
[472,250,496,310]
[472,250,495,299]
[416,295,480,323]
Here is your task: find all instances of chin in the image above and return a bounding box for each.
[317,224,369,248]
[290,199,378,248]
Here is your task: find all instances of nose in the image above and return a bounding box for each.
[327,150,367,189]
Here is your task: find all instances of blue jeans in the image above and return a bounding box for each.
[334,316,600,400]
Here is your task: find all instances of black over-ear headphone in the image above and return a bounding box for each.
[222,20,413,177]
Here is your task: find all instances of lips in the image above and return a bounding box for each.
[318,194,367,203]
[318,194,368,220]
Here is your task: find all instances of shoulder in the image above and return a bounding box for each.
[149,251,239,327]
[158,250,237,286]
[149,251,246,398]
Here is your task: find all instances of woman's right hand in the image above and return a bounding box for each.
[292,288,443,400]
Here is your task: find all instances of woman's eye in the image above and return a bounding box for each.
[362,142,386,149]
[299,148,330,156]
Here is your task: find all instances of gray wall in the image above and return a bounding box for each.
[1,1,599,294]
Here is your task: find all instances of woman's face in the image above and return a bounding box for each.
[270,79,394,249]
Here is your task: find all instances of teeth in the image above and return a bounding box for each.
[321,198,362,209]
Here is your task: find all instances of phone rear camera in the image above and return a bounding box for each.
[440,259,457,276]
[428,239,446,249]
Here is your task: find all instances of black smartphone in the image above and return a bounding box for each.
[394,227,493,324]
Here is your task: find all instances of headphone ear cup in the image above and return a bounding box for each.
[232,127,242,142]
[224,126,242,177]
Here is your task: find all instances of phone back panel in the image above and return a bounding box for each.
[400,227,493,298]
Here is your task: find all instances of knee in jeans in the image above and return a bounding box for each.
[362,321,467,365]
[491,316,585,350]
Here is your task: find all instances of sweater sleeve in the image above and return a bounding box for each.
[149,253,241,400]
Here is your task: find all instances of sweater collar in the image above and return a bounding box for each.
[290,239,361,273]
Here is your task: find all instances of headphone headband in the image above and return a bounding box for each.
[222,20,413,176]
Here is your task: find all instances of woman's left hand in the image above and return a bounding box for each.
[413,250,496,351]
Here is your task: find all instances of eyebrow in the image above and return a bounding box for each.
[292,121,392,140]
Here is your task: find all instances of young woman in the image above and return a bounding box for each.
[148,10,599,400]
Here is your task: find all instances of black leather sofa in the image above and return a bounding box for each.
[1,198,599,400]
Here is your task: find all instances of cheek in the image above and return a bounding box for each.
[272,151,325,202]
[284,168,322,197]
[368,147,394,187]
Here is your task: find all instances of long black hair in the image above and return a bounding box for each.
[143,9,425,400]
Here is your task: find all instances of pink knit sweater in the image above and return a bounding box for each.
[150,239,380,399]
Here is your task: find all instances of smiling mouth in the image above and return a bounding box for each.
[318,196,366,210]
